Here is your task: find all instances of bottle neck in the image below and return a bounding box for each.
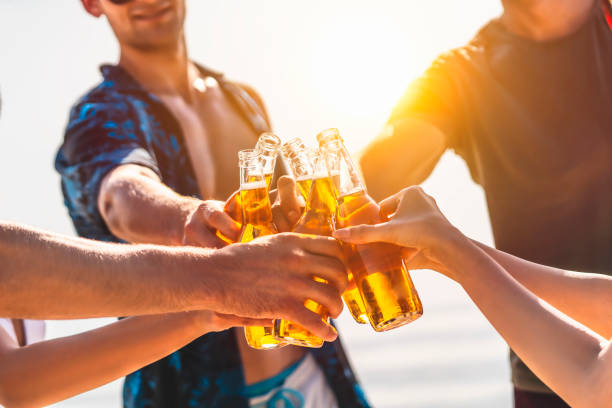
[320,142,365,199]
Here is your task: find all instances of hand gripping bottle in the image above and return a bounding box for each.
[237,149,285,349]
[318,128,423,331]
[218,132,281,244]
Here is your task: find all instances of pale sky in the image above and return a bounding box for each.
[0,1,509,407]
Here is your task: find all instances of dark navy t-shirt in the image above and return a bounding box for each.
[384,1,612,393]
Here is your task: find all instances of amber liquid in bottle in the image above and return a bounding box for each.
[296,176,313,202]
[275,175,337,347]
[336,189,423,331]
[217,173,274,245]
[239,181,285,349]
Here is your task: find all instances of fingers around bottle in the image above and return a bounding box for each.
[271,205,294,233]
[378,191,404,218]
[277,176,302,225]
[201,205,241,241]
[294,234,343,259]
[301,280,344,319]
[301,254,348,293]
[211,313,273,331]
[183,221,226,248]
[285,308,337,343]
[333,224,387,244]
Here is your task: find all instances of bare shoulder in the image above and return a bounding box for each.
[232,82,270,124]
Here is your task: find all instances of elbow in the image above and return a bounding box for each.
[575,344,612,408]
[98,173,139,241]
[98,188,128,239]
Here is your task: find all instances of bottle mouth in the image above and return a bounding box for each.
[238,148,260,167]
[257,132,282,152]
[280,138,308,162]
[316,128,342,146]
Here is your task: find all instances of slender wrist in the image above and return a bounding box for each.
[431,226,474,268]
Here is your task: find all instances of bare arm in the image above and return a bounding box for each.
[442,238,611,408]
[98,164,240,247]
[0,311,266,408]
[334,187,612,407]
[359,118,447,201]
[0,221,219,318]
[474,242,612,338]
[0,221,347,339]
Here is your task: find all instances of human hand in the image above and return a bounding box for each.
[193,310,274,333]
[183,200,241,248]
[271,176,304,232]
[215,233,347,342]
[333,186,464,280]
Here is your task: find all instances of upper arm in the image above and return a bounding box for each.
[359,54,463,201]
[55,99,161,237]
[359,119,447,201]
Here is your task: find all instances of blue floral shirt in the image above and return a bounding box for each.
[55,65,370,408]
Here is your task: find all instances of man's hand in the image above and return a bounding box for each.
[194,311,273,333]
[183,200,241,248]
[271,176,304,232]
[214,233,348,342]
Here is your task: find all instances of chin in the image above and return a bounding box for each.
[128,24,183,50]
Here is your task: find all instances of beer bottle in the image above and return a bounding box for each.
[218,133,282,244]
[274,149,336,347]
[237,149,285,349]
[280,138,314,202]
[318,128,423,331]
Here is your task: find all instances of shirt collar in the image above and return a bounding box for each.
[99,63,225,95]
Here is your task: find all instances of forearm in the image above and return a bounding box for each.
[442,237,607,407]
[473,241,612,338]
[359,118,446,201]
[99,165,198,245]
[0,222,221,318]
[0,312,208,407]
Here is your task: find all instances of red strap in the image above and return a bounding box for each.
[602,0,612,30]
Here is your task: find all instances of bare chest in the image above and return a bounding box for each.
[159,88,258,200]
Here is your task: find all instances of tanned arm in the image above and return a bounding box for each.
[0,311,267,408]
[474,242,612,338]
[0,221,347,340]
[359,119,447,201]
[335,186,612,408]
[98,164,240,247]
[441,238,611,408]
[0,221,217,319]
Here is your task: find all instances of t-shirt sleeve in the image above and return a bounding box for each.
[388,52,464,151]
[55,99,160,239]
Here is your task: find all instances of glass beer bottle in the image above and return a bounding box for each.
[218,132,282,244]
[280,137,314,202]
[318,128,423,331]
[274,149,335,347]
[237,149,285,349]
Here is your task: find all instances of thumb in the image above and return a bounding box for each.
[333,223,389,245]
[277,176,302,225]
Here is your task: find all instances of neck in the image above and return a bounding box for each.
[500,0,595,41]
[118,37,193,98]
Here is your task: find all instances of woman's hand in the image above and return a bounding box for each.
[333,186,465,280]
